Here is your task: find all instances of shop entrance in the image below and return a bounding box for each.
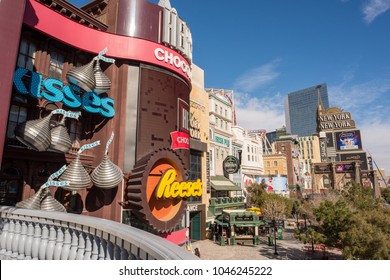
[0,166,22,206]
[190,211,201,240]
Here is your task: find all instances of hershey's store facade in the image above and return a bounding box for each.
[0,0,204,242]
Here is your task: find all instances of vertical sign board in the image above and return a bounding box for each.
[206,152,211,193]
[319,137,328,162]
[326,132,334,147]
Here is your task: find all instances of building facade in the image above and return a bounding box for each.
[285,83,329,137]
[298,135,321,190]
[316,106,368,170]
[232,127,264,197]
[265,126,286,154]
[207,89,234,177]
[273,135,302,189]
[187,64,209,240]
[313,105,372,194]
[0,0,200,244]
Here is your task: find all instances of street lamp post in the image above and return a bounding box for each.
[272,219,278,255]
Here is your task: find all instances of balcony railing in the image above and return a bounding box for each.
[0,207,198,260]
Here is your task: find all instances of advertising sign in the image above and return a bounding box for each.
[170,131,190,150]
[156,169,202,199]
[339,152,368,170]
[256,176,287,191]
[215,135,230,147]
[189,111,201,140]
[24,0,192,84]
[314,165,332,173]
[326,132,334,148]
[223,156,240,174]
[13,67,115,117]
[336,163,355,173]
[319,137,328,162]
[318,111,356,130]
[127,150,203,233]
[336,130,362,151]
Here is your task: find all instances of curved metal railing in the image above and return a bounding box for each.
[0,207,198,260]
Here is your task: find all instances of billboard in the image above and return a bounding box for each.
[256,176,288,191]
[326,132,334,148]
[314,164,332,173]
[335,163,355,173]
[336,130,362,151]
[339,152,368,170]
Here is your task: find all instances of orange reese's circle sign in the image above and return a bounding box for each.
[156,169,202,199]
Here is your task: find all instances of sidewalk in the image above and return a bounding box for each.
[190,226,343,260]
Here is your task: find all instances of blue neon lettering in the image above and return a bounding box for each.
[13,68,29,94]
[12,67,115,117]
[42,78,64,102]
[82,92,101,114]
[30,72,42,98]
[63,84,82,108]
[100,97,115,118]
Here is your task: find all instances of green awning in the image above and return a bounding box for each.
[211,176,241,191]
[214,218,229,227]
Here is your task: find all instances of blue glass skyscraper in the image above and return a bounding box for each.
[285,83,330,137]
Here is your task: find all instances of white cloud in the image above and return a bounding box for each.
[363,0,390,23]
[360,120,390,173]
[329,76,390,173]
[328,78,390,117]
[234,91,285,132]
[233,59,281,92]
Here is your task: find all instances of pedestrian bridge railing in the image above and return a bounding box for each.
[0,207,198,260]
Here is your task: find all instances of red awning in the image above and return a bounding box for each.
[160,228,188,245]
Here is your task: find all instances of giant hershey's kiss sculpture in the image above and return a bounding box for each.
[91,132,123,189]
[58,141,101,191]
[15,48,115,153]
[15,109,81,153]
[66,48,113,93]
[16,165,70,212]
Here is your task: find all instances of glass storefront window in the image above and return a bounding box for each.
[0,166,22,206]
[17,38,36,71]
[189,151,202,202]
[49,50,65,80]
[7,104,28,139]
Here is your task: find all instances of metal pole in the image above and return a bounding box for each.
[273,219,278,255]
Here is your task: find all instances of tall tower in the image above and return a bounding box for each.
[285,83,330,137]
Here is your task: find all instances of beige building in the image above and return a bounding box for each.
[188,64,210,240]
[263,153,288,177]
[298,135,321,189]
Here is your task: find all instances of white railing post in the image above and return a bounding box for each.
[99,238,106,260]
[60,227,71,260]
[84,233,93,260]
[38,223,49,260]
[31,222,42,260]
[46,224,57,260]
[0,218,10,257]
[5,219,16,259]
[53,227,64,260]
[11,219,21,259]
[17,221,28,260]
[24,222,34,260]
[76,231,86,260]
[68,229,79,260]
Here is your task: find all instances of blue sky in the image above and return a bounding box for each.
[69,0,390,173]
